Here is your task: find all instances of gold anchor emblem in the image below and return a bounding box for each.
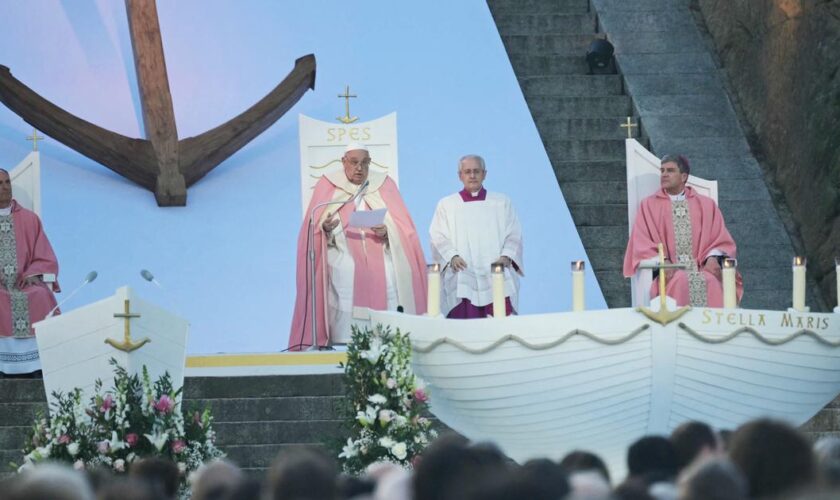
[637,243,691,325]
[105,299,151,352]
[337,85,359,124]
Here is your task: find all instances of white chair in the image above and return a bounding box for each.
[625,139,717,307]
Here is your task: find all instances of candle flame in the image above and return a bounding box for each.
[793,256,807,267]
[493,264,503,274]
[428,263,441,273]
[571,260,585,271]
[723,258,737,269]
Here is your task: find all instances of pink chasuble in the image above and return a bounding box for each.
[623,187,742,307]
[0,200,60,338]
[288,174,427,351]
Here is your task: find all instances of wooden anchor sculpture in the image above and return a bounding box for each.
[0,0,316,206]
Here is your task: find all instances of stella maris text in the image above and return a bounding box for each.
[701,309,831,330]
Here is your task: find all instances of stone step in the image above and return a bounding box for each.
[568,204,627,226]
[561,181,626,205]
[221,443,327,470]
[183,374,344,399]
[488,0,591,15]
[536,117,642,139]
[0,379,46,403]
[553,161,626,182]
[502,34,599,56]
[529,95,633,118]
[0,402,47,427]
[213,420,342,446]
[0,426,28,452]
[546,139,626,161]
[578,225,628,249]
[510,55,590,76]
[519,75,624,97]
[183,396,342,423]
[492,13,597,35]
[1,448,24,469]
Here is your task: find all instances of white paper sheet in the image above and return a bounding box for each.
[348,208,387,228]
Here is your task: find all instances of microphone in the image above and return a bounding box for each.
[140,269,162,288]
[46,271,97,318]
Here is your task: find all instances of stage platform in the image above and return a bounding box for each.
[185,351,347,376]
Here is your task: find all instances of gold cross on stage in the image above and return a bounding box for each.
[337,85,359,124]
[620,116,638,139]
[105,299,151,352]
[25,128,44,151]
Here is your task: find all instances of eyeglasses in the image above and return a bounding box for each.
[345,159,371,168]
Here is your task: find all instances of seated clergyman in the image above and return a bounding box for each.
[623,154,742,307]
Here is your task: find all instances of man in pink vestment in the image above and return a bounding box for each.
[288,144,427,350]
[624,155,742,307]
[0,169,60,376]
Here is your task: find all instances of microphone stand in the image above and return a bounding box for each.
[306,181,368,351]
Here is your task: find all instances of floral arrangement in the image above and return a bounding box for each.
[336,325,437,473]
[20,359,224,490]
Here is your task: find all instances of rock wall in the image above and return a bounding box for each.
[696,0,840,308]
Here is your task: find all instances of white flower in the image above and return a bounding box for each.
[144,433,168,452]
[177,462,187,474]
[338,438,358,459]
[391,441,407,460]
[356,406,378,426]
[127,452,137,463]
[379,409,394,424]
[67,442,80,457]
[361,337,384,363]
[109,431,125,452]
[386,378,397,389]
[73,459,85,471]
[113,459,125,472]
[368,394,387,405]
[393,415,408,428]
[378,436,396,449]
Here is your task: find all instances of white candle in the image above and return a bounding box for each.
[722,258,737,308]
[492,264,505,318]
[427,263,441,317]
[792,256,807,311]
[835,257,840,311]
[572,261,585,312]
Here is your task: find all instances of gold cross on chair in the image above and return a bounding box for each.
[105,299,151,352]
[620,116,638,139]
[636,243,691,325]
[25,128,43,151]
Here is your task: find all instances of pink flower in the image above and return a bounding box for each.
[414,388,428,403]
[100,394,115,413]
[58,434,71,444]
[125,433,139,447]
[170,439,186,454]
[97,440,110,454]
[154,395,174,414]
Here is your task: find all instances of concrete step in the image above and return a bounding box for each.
[183,374,343,399]
[561,180,626,205]
[1,448,24,469]
[0,426,28,452]
[488,0,591,15]
[183,396,341,423]
[221,443,327,470]
[553,160,626,182]
[519,75,624,97]
[537,117,642,139]
[545,139,626,161]
[568,204,627,226]
[578,225,627,249]
[213,420,342,446]
[510,55,590,76]
[493,13,597,35]
[502,34,599,55]
[529,95,633,118]
[0,402,47,427]
[0,379,46,403]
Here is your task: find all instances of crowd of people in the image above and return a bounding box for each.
[5,417,840,500]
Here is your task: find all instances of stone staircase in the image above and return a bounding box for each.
[488,0,641,307]
[0,375,345,479]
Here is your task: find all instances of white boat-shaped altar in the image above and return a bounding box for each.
[369,306,840,477]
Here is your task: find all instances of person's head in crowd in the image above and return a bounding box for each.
[670,421,719,472]
[191,459,244,500]
[220,477,262,500]
[267,446,338,500]
[521,458,571,499]
[373,468,411,500]
[95,478,158,500]
[627,436,679,484]
[613,477,655,500]
[567,470,612,499]
[728,418,815,498]
[560,450,611,485]
[677,457,748,500]
[337,474,375,499]
[8,463,95,500]
[717,429,733,452]
[813,436,840,489]
[129,457,180,499]
[412,434,508,500]
[466,463,567,500]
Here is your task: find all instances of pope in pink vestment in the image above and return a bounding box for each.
[0,200,60,338]
[623,186,742,307]
[288,168,427,350]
